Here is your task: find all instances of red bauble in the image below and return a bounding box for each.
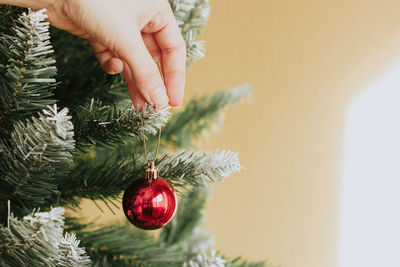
[122,176,177,230]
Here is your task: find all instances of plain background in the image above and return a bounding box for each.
[77,1,400,266]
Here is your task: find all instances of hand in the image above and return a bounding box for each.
[5,0,186,108]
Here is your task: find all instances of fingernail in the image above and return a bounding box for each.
[169,100,182,109]
[151,86,169,107]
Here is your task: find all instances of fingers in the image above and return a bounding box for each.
[90,39,146,107]
[85,0,185,108]
[154,12,186,107]
[89,40,124,74]
[118,31,169,107]
[142,33,161,62]
[123,61,147,108]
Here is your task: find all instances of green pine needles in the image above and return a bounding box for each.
[0,105,74,215]
[0,3,273,267]
[0,9,57,135]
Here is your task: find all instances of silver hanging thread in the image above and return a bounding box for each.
[7,200,10,228]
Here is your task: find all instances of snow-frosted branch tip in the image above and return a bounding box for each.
[23,8,48,22]
[43,104,74,141]
[23,207,65,227]
[183,250,227,267]
[228,84,252,103]
[137,103,171,134]
[58,232,91,266]
[159,150,242,185]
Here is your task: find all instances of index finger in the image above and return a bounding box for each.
[154,13,186,107]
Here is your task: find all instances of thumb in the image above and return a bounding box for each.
[118,33,169,107]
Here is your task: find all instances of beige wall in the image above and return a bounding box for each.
[185,1,400,267]
[76,1,400,267]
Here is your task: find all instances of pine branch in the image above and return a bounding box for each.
[0,207,89,267]
[160,150,242,188]
[184,227,215,254]
[163,189,270,267]
[57,232,91,267]
[0,208,63,266]
[57,157,140,209]
[0,6,24,36]
[68,85,251,188]
[183,250,227,267]
[67,85,251,191]
[163,84,252,148]
[0,104,74,216]
[170,0,197,27]
[229,257,270,267]
[178,0,211,32]
[0,9,57,135]
[160,188,209,247]
[74,223,189,267]
[185,31,205,63]
[185,250,271,267]
[170,0,210,64]
[72,99,170,152]
[57,149,240,212]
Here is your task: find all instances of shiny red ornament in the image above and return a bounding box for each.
[122,176,177,230]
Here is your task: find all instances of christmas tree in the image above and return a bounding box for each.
[0,2,270,266]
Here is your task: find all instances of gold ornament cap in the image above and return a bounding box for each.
[145,161,158,180]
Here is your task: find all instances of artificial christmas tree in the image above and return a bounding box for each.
[0,1,271,266]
